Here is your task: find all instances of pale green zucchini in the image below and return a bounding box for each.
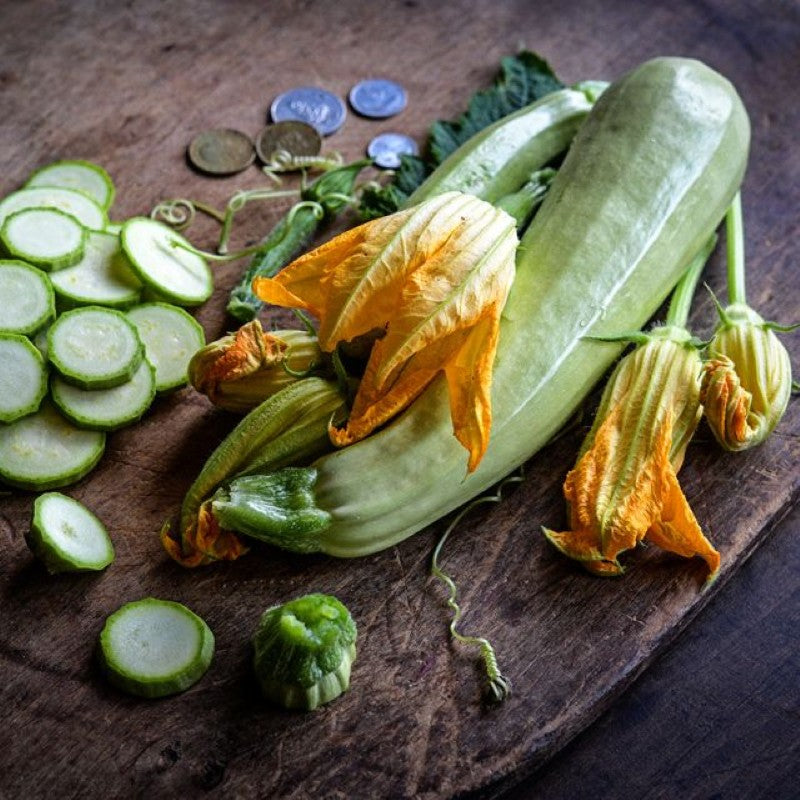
[215,57,750,556]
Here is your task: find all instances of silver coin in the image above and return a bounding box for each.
[270,87,347,136]
[349,79,407,119]
[367,133,419,169]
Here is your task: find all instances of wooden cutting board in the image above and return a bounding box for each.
[1,1,798,798]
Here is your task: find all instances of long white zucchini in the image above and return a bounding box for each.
[212,58,751,557]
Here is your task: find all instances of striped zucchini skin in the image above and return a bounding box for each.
[304,58,750,557]
[406,87,597,206]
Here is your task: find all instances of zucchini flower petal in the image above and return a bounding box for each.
[700,304,793,451]
[544,329,720,579]
[253,191,518,471]
[189,320,322,413]
[161,501,248,568]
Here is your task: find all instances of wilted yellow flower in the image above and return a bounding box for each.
[253,191,518,472]
[189,320,322,413]
[544,327,720,580]
[161,500,248,567]
[701,304,793,451]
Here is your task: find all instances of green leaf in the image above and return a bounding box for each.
[358,50,563,221]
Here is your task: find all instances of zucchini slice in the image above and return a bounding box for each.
[0,334,48,422]
[51,359,156,431]
[0,401,105,490]
[127,303,205,392]
[0,260,55,335]
[49,230,142,309]
[25,159,115,211]
[99,598,215,698]
[47,306,143,389]
[0,186,106,231]
[121,217,212,307]
[0,207,87,271]
[27,492,115,573]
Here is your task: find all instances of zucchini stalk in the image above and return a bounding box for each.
[212,58,750,556]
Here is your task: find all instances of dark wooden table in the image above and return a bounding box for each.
[1,1,797,798]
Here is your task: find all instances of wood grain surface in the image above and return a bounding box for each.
[1,1,798,798]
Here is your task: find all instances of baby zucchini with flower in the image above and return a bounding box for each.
[700,193,796,451]
[543,238,721,580]
[188,320,323,413]
[186,58,749,560]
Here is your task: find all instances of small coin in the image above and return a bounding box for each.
[349,79,407,119]
[270,87,347,136]
[187,129,256,176]
[255,121,322,164]
[367,132,419,170]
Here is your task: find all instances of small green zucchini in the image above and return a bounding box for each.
[405,84,601,206]
[213,58,751,558]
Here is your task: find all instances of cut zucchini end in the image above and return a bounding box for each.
[127,303,205,392]
[0,334,48,423]
[25,159,116,211]
[0,260,55,335]
[99,598,215,698]
[0,207,87,272]
[28,492,115,574]
[47,305,144,389]
[121,218,213,307]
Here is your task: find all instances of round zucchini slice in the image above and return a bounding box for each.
[47,306,143,389]
[121,217,212,307]
[0,401,106,490]
[0,207,87,271]
[99,598,215,698]
[25,159,115,211]
[0,260,55,335]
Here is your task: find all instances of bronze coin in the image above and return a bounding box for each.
[187,129,256,175]
[255,121,322,165]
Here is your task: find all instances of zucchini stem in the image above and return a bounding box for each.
[665,234,718,329]
[150,198,227,229]
[726,191,746,305]
[430,471,523,703]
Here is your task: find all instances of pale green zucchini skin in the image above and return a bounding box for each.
[405,86,599,206]
[304,57,750,556]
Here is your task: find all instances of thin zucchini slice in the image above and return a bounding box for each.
[51,359,156,431]
[0,401,105,490]
[127,303,205,392]
[0,186,106,231]
[0,334,48,422]
[47,306,143,389]
[27,492,115,573]
[0,260,55,335]
[121,217,212,307]
[0,207,87,271]
[99,598,215,698]
[25,159,115,211]
[49,230,142,309]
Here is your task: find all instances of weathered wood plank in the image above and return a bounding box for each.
[0,1,797,798]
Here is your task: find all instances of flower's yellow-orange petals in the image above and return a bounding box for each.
[545,402,719,577]
[161,502,248,568]
[253,222,372,319]
[196,321,287,392]
[700,356,752,448]
[255,191,517,471]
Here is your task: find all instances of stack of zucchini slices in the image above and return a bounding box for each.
[0,160,209,490]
